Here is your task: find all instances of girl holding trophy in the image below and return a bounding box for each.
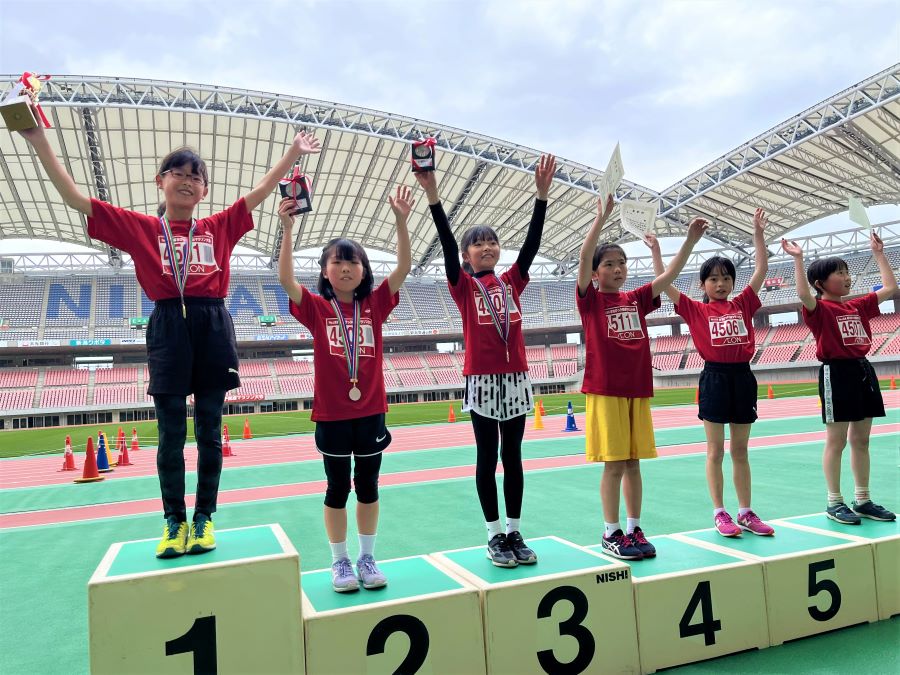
[12,106,321,558]
[278,187,413,592]
[414,154,556,568]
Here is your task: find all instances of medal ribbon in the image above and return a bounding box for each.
[473,274,510,346]
[159,215,195,317]
[330,297,360,385]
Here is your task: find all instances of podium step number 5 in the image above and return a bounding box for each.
[165,615,217,675]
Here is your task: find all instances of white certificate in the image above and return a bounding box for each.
[847,195,870,229]
[619,199,658,238]
[598,142,624,204]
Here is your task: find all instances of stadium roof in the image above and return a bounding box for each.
[1,64,898,275]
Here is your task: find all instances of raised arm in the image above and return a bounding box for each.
[516,154,555,274]
[871,230,899,303]
[645,233,681,303]
[387,186,414,295]
[414,170,461,285]
[576,195,615,295]
[781,239,816,311]
[650,218,709,298]
[15,109,92,216]
[244,131,321,213]
[747,208,770,294]
[276,198,304,306]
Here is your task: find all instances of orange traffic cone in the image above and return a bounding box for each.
[767,384,774,400]
[538,399,546,415]
[448,405,456,423]
[60,435,77,472]
[694,388,699,404]
[533,405,544,430]
[131,427,140,452]
[891,375,896,391]
[116,430,133,466]
[74,436,104,483]
[243,417,252,439]
[222,424,234,457]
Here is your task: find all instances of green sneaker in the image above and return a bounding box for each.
[155,518,188,558]
[186,514,216,554]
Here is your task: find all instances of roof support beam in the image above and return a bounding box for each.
[81,107,121,268]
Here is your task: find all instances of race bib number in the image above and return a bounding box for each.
[158,233,219,276]
[708,314,749,346]
[836,315,870,346]
[326,318,376,358]
[474,287,521,325]
[606,306,644,340]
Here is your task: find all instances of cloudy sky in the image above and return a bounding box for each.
[1,0,898,253]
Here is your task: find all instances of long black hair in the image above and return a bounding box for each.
[460,225,500,274]
[806,257,849,297]
[156,147,209,217]
[698,255,736,303]
[318,238,374,300]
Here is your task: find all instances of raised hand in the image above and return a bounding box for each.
[871,230,884,253]
[413,169,439,204]
[14,100,45,143]
[643,232,660,253]
[277,197,297,228]
[781,238,803,258]
[389,185,415,221]
[292,131,321,155]
[597,194,615,224]
[753,207,767,234]
[534,154,556,200]
[686,217,710,242]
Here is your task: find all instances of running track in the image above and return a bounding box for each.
[2,393,897,530]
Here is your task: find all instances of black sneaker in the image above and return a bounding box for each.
[826,502,861,525]
[852,500,896,522]
[601,529,643,560]
[486,533,518,567]
[506,531,537,564]
[628,527,656,558]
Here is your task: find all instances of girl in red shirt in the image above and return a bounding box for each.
[278,187,413,592]
[415,155,556,568]
[782,232,896,525]
[650,209,775,538]
[14,107,321,558]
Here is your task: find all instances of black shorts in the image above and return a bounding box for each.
[698,362,758,425]
[819,359,885,424]
[314,413,392,457]
[146,297,241,396]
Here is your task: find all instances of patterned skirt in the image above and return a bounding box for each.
[462,372,533,421]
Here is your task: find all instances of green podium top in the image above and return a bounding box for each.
[303,556,463,613]
[440,537,614,585]
[586,536,747,578]
[105,525,288,578]
[781,514,900,540]
[682,526,860,558]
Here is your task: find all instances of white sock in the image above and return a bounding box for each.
[738,507,752,517]
[604,522,620,537]
[827,492,844,507]
[486,519,503,538]
[358,533,376,558]
[626,518,640,534]
[506,517,521,534]
[854,487,870,505]
[330,541,348,563]
[713,507,726,517]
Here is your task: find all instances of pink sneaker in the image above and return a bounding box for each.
[738,510,775,536]
[714,511,742,537]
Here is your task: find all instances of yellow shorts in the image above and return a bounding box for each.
[585,394,657,462]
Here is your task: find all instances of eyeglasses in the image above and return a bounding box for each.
[161,169,206,185]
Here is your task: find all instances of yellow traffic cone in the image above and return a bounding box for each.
[533,405,544,430]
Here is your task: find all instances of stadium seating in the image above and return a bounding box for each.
[398,370,436,388]
[527,362,549,379]
[279,376,315,394]
[432,368,464,386]
[550,344,578,361]
[44,369,89,386]
[273,359,313,375]
[94,367,138,384]
[769,323,810,343]
[93,386,140,405]
[0,369,38,388]
[0,390,35,410]
[40,387,87,408]
[652,354,683,371]
[424,352,454,368]
[388,353,425,370]
[553,360,579,377]
[756,344,799,365]
[684,352,705,370]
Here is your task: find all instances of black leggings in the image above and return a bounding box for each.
[322,453,383,509]
[154,389,226,522]
[470,411,526,522]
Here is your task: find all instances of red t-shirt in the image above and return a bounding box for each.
[289,280,399,422]
[87,199,253,300]
[577,282,660,398]
[675,286,761,363]
[802,293,880,361]
[449,264,528,375]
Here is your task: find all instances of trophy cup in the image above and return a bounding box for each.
[278,166,313,215]
[1,72,52,131]
[411,137,436,173]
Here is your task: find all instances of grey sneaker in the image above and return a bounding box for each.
[826,502,861,525]
[852,501,896,522]
[331,557,359,592]
[356,554,388,589]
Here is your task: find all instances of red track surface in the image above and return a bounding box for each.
[2,393,897,530]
